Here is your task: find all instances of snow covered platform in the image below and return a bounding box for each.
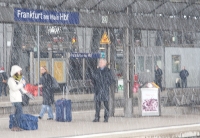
[0,108,200,138]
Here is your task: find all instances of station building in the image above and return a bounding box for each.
[0,0,200,91]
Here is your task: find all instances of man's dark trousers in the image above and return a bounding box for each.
[95,101,109,121]
[181,79,187,88]
[155,79,162,92]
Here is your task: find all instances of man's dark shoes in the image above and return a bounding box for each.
[93,119,99,122]
[38,116,42,119]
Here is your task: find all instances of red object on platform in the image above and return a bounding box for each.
[33,90,38,96]
[25,84,38,96]
[133,74,139,93]
[133,82,140,93]
[134,74,138,82]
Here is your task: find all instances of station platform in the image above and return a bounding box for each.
[0,108,200,138]
[0,91,200,137]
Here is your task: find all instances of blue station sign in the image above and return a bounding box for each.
[70,53,100,58]
[14,8,79,24]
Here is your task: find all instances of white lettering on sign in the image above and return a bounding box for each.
[50,14,60,20]
[16,9,70,21]
[17,10,43,19]
[60,13,69,21]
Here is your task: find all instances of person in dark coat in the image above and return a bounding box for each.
[90,59,115,123]
[179,66,189,88]
[0,67,8,96]
[38,66,54,120]
[155,65,163,91]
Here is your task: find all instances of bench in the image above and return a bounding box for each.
[68,79,93,94]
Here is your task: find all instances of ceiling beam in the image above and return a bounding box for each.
[185,6,199,17]
[176,1,196,15]
[58,0,70,7]
[89,0,106,10]
[76,0,91,8]
[149,0,168,14]
[20,0,26,4]
[119,0,137,13]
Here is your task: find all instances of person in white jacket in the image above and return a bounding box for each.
[7,65,26,131]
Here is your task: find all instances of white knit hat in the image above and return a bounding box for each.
[10,65,22,76]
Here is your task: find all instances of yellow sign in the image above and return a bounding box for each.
[100,32,111,44]
[53,61,64,83]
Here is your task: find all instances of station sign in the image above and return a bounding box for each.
[70,53,100,58]
[14,8,79,24]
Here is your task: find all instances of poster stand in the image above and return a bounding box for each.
[139,87,161,116]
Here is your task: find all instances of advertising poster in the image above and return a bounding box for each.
[53,61,65,83]
[141,88,160,116]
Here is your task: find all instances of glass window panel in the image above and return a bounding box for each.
[136,56,144,73]
[163,31,171,46]
[134,29,141,47]
[172,55,181,73]
[184,32,194,44]
[177,31,182,44]
[146,56,152,72]
[141,30,147,47]
[154,56,162,69]
[156,31,162,46]
[149,30,156,47]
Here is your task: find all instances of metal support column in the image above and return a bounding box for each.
[109,28,116,117]
[37,25,40,96]
[49,50,52,75]
[30,52,34,84]
[66,52,70,88]
[124,6,133,118]
[3,24,6,70]
[83,27,86,81]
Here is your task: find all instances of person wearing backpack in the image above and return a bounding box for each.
[7,65,26,131]
[38,66,54,120]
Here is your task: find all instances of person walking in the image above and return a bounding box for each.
[38,66,54,120]
[179,66,189,88]
[90,59,115,123]
[155,65,163,91]
[7,65,27,131]
[0,67,8,96]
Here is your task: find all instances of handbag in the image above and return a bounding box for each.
[51,77,60,90]
[20,90,30,106]
[20,90,35,106]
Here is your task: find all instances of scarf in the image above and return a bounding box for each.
[13,75,22,81]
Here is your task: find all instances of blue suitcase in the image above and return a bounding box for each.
[55,99,72,122]
[9,114,38,130]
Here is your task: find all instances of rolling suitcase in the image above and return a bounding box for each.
[55,86,72,122]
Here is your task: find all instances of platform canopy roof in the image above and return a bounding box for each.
[0,0,200,17]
